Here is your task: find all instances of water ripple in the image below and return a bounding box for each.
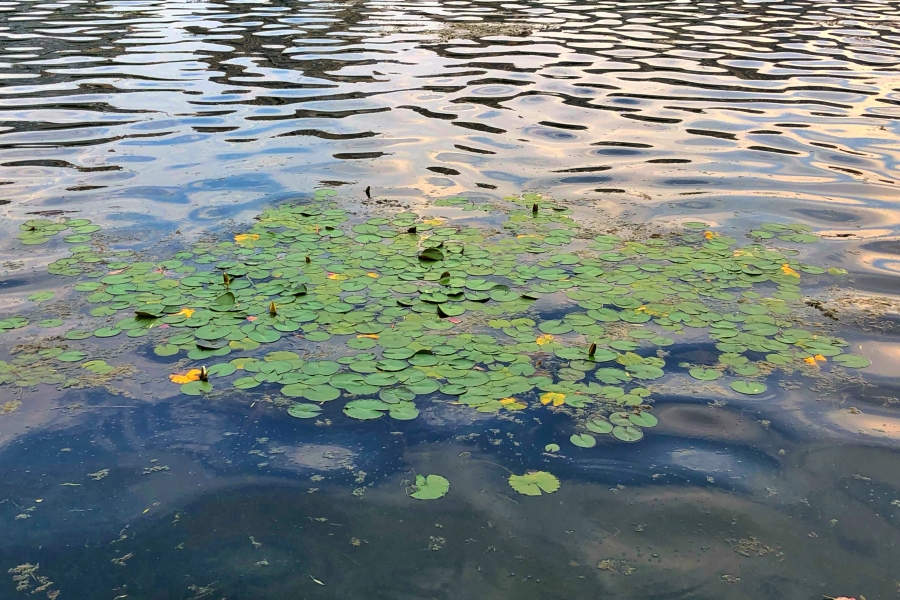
[0,0,898,249]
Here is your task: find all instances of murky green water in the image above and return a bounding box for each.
[1,0,900,598]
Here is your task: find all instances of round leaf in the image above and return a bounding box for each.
[508,471,560,496]
[409,474,450,500]
[731,380,767,395]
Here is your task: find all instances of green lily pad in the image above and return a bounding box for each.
[437,304,465,317]
[419,248,444,261]
[280,384,307,397]
[612,425,643,442]
[234,377,261,390]
[389,402,420,420]
[689,367,720,381]
[731,380,767,395]
[302,361,340,376]
[629,412,658,428]
[248,327,281,343]
[207,363,237,377]
[210,292,236,312]
[831,354,871,368]
[570,433,596,448]
[93,327,121,338]
[287,403,323,419]
[380,387,416,403]
[343,405,384,420]
[303,385,340,402]
[181,381,213,395]
[64,329,92,340]
[508,471,560,496]
[376,359,408,372]
[28,292,55,303]
[154,344,180,357]
[586,418,613,434]
[409,474,450,499]
[539,320,573,335]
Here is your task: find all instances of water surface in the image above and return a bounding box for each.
[1,0,900,598]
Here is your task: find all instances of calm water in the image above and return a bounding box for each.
[2,0,900,598]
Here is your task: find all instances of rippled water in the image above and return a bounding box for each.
[2,0,900,240]
[2,0,900,598]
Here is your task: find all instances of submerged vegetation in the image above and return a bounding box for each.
[0,189,871,495]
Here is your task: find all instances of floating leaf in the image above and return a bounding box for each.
[731,380,767,395]
[303,385,340,402]
[508,471,560,496]
[287,403,322,419]
[207,363,236,377]
[629,412,658,428]
[57,351,87,362]
[343,399,388,420]
[586,418,613,434]
[832,354,871,368]
[612,425,643,442]
[418,248,444,261]
[93,327,121,338]
[409,474,450,500]
[538,320,573,335]
[28,292,55,303]
[570,433,596,448]
[234,377,260,390]
[181,380,212,395]
[64,329,92,340]
[210,292,236,312]
[689,367,720,381]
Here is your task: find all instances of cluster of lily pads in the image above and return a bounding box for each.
[1,190,870,457]
[16,218,101,246]
[407,470,560,500]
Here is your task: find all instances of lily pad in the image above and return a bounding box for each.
[539,320,573,335]
[303,385,340,402]
[629,412,658,428]
[287,403,322,419]
[586,418,613,434]
[419,248,444,261]
[832,354,871,368]
[570,433,596,448]
[64,329,92,340]
[389,402,420,420]
[508,471,560,496]
[93,327,121,338]
[409,474,450,500]
[343,404,385,420]
[731,380,767,395]
[210,292,236,312]
[689,367,720,381]
[181,381,213,395]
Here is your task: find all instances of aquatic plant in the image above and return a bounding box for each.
[1,190,871,490]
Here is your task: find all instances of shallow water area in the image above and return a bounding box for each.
[2,0,900,598]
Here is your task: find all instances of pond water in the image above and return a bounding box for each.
[1,0,900,598]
